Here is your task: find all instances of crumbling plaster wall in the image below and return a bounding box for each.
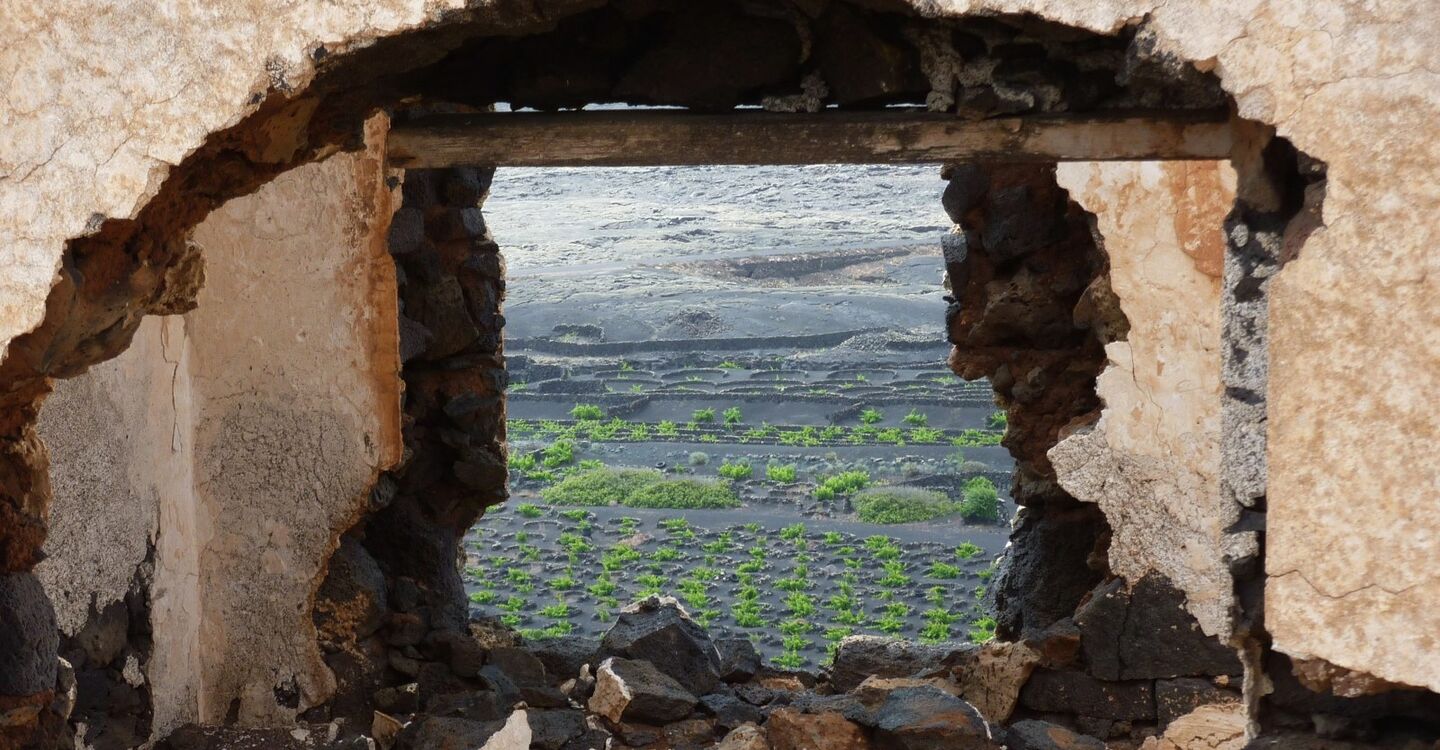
[34,317,178,638]
[35,141,402,734]
[1050,161,1238,637]
[2,0,1437,707]
[183,135,401,726]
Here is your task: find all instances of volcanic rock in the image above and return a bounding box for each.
[598,596,722,695]
[1074,575,1242,680]
[765,708,869,750]
[1006,719,1106,750]
[589,657,698,724]
[869,685,997,749]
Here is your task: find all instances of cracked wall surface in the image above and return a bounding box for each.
[35,138,402,737]
[1050,161,1240,639]
[2,0,1438,731]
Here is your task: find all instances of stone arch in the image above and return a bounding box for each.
[4,1,1435,747]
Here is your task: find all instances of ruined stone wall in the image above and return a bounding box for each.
[1050,160,1239,638]
[311,162,509,726]
[33,134,402,739]
[3,0,1439,744]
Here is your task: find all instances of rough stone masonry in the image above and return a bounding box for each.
[1,0,1438,748]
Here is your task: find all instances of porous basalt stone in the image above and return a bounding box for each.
[598,597,723,696]
[589,657,698,725]
[0,572,59,695]
[1018,669,1155,722]
[1073,575,1242,681]
[765,708,869,750]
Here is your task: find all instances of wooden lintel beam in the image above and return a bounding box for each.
[386,109,1234,168]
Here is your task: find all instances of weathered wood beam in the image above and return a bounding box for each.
[386,109,1234,168]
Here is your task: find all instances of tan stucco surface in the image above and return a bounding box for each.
[184,142,400,725]
[1052,161,1237,637]
[35,145,401,733]
[35,316,181,636]
[3,0,1437,702]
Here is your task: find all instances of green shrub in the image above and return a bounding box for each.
[722,407,743,425]
[542,467,664,505]
[718,461,753,480]
[625,478,740,509]
[570,403,605,420]
[652,545,680,561]
[516,503,543,518]
[692,408,716,423]
[968,616,997,644]
[929,561,962,579]
[509,452,538,473]
[855,487,958,524]
[988,410,1008,429]
[688,451,709,466]
[657,420,679,437]
[814,470,871,501]
[955,542,983,560]
[908,427,944,443]
[902,409,928,426]
[719,361,741,369]
[766,464,798,483]
[542,439,575,468]
[960,476,1001,523]
[860,407,884,424]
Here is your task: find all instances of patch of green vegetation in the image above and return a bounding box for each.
[558,508,592,523]
[723,406,743,425]
[864,535,902,560]
[960,476,1001,523]
[928,562,962,579]
[557,532,592,555]
[821,531,844,546]
[718,461,753,480]
[626,423,651,440]
[539,601,571,619]
[509,452,537,472]
[968,616,997,644]
[629,384,644,394]
[988,410,1008,429]
[508,382,529,393]
[570,403,605,420]
[878,560,912,588]
[766,463,797,483]
[719,361,741,369]
[814,470,870,501]
[692,408,716,423]
[627,478,739,509]
[600,547,638,573]
[902,409,928,427]
[876,427,907,445]
[468,590,498,605]
[860,407,884,424]
[620,361,635,372]
[516,503,543,519]
[652,545,681,562]
[854,487,959,524]
[542,467,664,506]
[542,439,575,468]
[908,426,944,443]
[657,420,679,438]
[951,429,1003,447]
[955,542,983,560]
